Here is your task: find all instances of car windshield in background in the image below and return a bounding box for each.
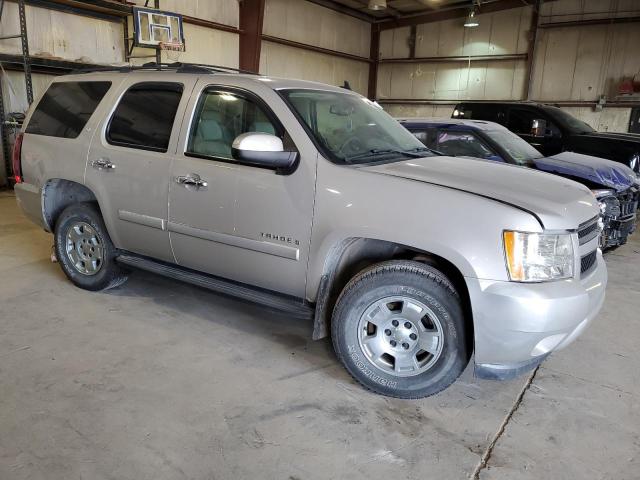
[485,129,543,165]
[544,106,595,135]
[281,89,433,165]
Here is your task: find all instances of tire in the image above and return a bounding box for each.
[54,202,128,291]
[331,260,469,399]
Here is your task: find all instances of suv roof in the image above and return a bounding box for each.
[454,100,563,109]
[398,117,509,132]
[66,62,352,95]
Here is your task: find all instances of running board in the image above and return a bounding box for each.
[116,254,313,319]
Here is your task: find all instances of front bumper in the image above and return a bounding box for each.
[601,213,637,248]
[467,251,607,380]
[600,188,638,249]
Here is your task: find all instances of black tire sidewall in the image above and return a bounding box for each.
[54,203,122,291]
[333,266,468,398]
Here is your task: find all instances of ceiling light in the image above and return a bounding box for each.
[464,9,479,27]
[368,0,387,10]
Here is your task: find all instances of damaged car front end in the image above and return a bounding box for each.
[592,187,639,248]
[398,118,640,250]
[532,152,639,249]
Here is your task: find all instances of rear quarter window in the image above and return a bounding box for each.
[25,81,111,138]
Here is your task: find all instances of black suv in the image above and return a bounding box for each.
[452,102,640,174]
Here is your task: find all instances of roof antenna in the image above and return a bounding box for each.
[342,80,352,90]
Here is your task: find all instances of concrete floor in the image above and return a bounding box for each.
[0,189,638,480]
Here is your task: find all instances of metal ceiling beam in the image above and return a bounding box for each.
[538,15,640,28]
[379,53,527,63]
[377,0,536,30]
[303,0,376,22]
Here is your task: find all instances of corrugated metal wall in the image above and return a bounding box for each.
[377,8,532,101]
[260,0,371,95]
[379,0,640,133]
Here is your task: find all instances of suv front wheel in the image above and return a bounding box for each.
[332,260,469,398]
[54,202,128,291]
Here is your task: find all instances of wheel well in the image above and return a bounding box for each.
[313,238,473,354]
[43,179,100,231]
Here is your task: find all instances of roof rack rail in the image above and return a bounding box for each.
[71,62,260,76]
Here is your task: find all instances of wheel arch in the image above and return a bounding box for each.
[311,237,473,356]
[42,178,103,232]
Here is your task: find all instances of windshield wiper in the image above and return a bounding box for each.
[345,147,436,163]
[407,146,443,156]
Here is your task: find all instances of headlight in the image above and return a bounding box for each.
[503,231,574,282]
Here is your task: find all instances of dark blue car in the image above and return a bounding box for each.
[399,118,639,249]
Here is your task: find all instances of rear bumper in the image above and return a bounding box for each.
[14,182,47,230]
[467,251,607,380]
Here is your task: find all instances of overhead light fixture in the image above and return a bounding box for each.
[368,0,387,10]
[464,9,479,27]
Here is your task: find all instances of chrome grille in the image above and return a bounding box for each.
[619,193,638,218]
[578,216,599,246]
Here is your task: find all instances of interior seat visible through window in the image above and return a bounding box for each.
[187,89,280,161]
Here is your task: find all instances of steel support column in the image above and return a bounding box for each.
[525,0,541,100]
[239,0,265,73]
[368,23,380,100]
[18,0,33,104]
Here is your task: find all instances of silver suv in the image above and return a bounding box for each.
[13,63,606,398]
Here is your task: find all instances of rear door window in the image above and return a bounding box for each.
[107,82,183,152]
[25,81,111,138]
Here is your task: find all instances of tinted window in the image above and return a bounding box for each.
[107,82,183,152]
[543,106,595,134]
[507,109,538,134]
[26,81,111,138]
[187,89,280,160]
[436,130,495,158]
[455,104,505,124]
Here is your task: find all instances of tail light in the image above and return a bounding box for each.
[12,132,24,183]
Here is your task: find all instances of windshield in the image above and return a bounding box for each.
[544,106,595,134]
[281,89,433,164]
[485,129,543,165]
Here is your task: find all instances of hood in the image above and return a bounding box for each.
[578,131,640,144]
[363,156,599,230]
[533,151,637,192]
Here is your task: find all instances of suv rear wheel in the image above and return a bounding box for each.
[332,260,469,398]
[54,203,128,291]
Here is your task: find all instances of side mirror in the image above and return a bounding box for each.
[231,132,298,173]
[531,119,547,137]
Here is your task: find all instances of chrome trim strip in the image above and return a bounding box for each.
[167,222,299,261]
[118,210,166,230]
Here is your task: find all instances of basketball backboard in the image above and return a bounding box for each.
[132,7,184,49]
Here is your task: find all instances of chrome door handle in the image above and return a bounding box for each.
[175,174,208,188]
[92,157,115,170]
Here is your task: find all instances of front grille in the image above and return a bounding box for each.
[581,250,597,276]
[619,194,638,218]
[578,216,599,245]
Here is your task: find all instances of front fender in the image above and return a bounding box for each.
[305,159,541,301]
